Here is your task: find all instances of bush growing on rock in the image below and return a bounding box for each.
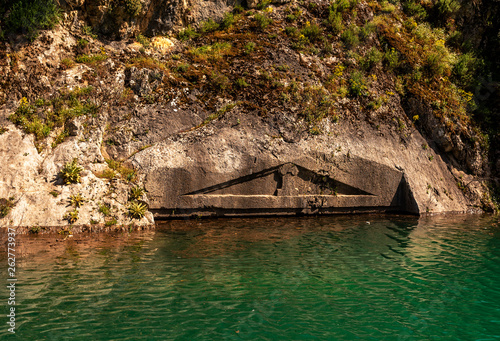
[5,0,60,41]
[69,193,85,208]
[349,71,367,97]
[64,209,79,224]
[254,13,272,30]
[129,186,145,201]
[60,159,83,185]
[128,201,147,219]
[125,0,142,17]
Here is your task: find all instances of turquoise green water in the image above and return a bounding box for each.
[1,215,500,340]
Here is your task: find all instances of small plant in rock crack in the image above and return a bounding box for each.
[69,193,85,208]
[98,203,110,216]
[65,209,79,224]
[60,159,83,184]
[128,201,147,219]
[129,186,146,201]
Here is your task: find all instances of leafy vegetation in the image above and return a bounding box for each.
[125,0,142,17]
[69,193,85,208]
[60,159,83,184]
[75,53,107,64]
[9,87,98,149]
[4,0,60,41]
[129,186,145,201]
[98,203,110,216]
[64,209,79,224]
[254,13,272,30]
[105,159,137,182]
[0,198,15,218]
[128,201,147,219]
[177,26,198,41]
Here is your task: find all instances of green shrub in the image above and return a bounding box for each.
[254,13,272,30]
[136,34,150,48]
[256,0,272,10]
[244,41,256,54]
[359,22,376,41]
[384,48,400,70]
[190,42,231,61]
[177,26,198,41]
[105,217,117,226]
[327,10,343,34]
[368,95,388,110]
[105,159,136,181]
[65,209,79,224]
[77,38,89,49]
[10,89,97,146]
[201,18,220,33]
[236,78,249,87]
[435,0,460,18]
[403,1,427,20]
[301,22,322,42]
[210,72,230,90]
[98,203,110,216]
[233,5,245,14]
[221,12,235,30]
[128,201,147,219]
[452,53,477,87]
[60,58,75,69]
[425,50,448,77]
[362,47,383,70]
[52,129,69,148]
[285,26,298,37]
[69,193,85,208]
[381,1,396,13]
[75,54,107,64]
[349,71,367,97]
[125,0,142,16]
[6,0,60,41]
[277,64,289,72]
[332,0,352,12]
[129,186,146,201]
[341,26,359,48]
[82,25,97,38]
[174,63,189,73]
[29,226,41,234]
[60,159,83,184]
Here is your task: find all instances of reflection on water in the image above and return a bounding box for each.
[1,215,499,340]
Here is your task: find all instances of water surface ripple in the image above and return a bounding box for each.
[1,215,500,340]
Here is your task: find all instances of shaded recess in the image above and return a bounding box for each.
[149,155,419,218]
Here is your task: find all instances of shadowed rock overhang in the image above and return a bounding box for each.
[149,154,419,218]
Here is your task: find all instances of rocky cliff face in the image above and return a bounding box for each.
[0,0,495,231]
